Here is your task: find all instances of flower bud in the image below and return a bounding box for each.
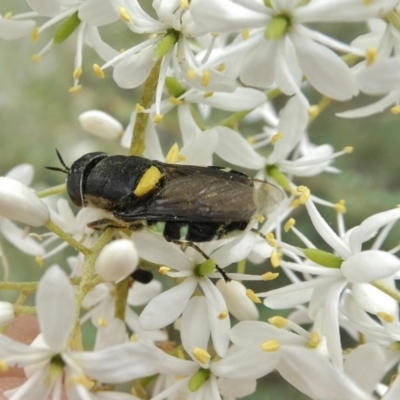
[79,110,123,139]
[0,177,50,227]
[95,239,139,281]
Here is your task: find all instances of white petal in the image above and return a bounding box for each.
[128,279,162,306]
[382,373,400,400]
[133,230,192,271]
[78,0,119,26]
[305,200,351,259]
[213,126,265,169]
[26,0,61,16]
[113,46,156,89]
[290,31,358,101]
[268,95,308,164]
[218,377,256,398]
[0,18,35,40]
[79,342,161,383]
[352,283,398,316]
[95,239,139,282]
[211,345,279,379]
[36,266,75,352]
[344,343,388,394]
[0,218,44,256]
[181,128,218,166]
[190,0,268,32]
[188,87,266,111]
[278,346,371,400]
[139,276,197,330]
[125,308,168,342]
[216,279,258,321]
[342,251,400,283]
[0,177,50,227]
[6,164,34,186]
[94,318,128,350]
[181,296,210,364]
[349,208,400,254]
[195,278,230,358]
[240,36,279,89]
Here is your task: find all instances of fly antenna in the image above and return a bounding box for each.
[45,149,69,174]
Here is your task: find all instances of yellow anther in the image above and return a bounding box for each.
[308,332,320,348]
[246,289,261,303]
[256,214,265,223]
[4,12,12,19]
[130,388,138,396]
[366,47,377,65]
[216,63,226,72]
[268,316,288,328]
[68,85,82,93]
[247,136,256,145]
[391,105,400,114]
[169,96,183,106]
[284,218,295,232]
[200,69,210,87]
[192,347,211,364]
[93,64,105,78]
[69,375,95,389]
[153,114,164,123]
[262,271,279,281]
[308,104,319,118]
[242,29,250,40]
[363,0,372,6]
[292,185,310,205]
[119,6,131,22]
[187,68,196,79]
[344,146,353,153]
[203,91,214,98]
[31,54,41,62]
[134,166,163,197]
[35,256,44,267]
[119,47,126,53]
[334,199,346,214]
[180,0,189,9]
[271,132,283,144]
[0,360,9,372]
[73,66,82,80]
[260,339,280,352]
[270,249,281,268]
[218,310,228,320]
[31,27,39,42]
[159,266,170,275]
[265,232,276,247]
[165,143,181,163]
[377,311,394,323]
[135,104,145,113]
[97,317,107,327]
[130,334,139,342]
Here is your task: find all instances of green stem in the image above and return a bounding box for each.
[71,228,116,350]
[36,183,66,198]
[45,220,90,256]
[0,282,38,291]
[129,59,163,156]
[114,276,131,321]
[372,280,400,303]
[14,306,36,315]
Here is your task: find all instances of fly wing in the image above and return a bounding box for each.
[114,172,257,222]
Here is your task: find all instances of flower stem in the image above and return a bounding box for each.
[45,220,90,256]
[114,276,130,321]
[129,59,163,156]
[36,183,66,198]
[372,280,400,303]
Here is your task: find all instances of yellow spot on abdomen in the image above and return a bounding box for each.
[134,166,163,197]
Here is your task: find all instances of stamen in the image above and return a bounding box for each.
[218,310,228,319]
[93,64,105,78]
[333,199,346,214]
[366,47,377,65]
[119,7,131,22]
[73,66,82,80]
[200,69,210,87]
[262,271,279,281]
[242,29,250,40]
[377,311,394,323]
[159,266,170,275]
[284,218,295,232]
[192,347,211,364]
[308,332,320,348]
[260,339,280,352]
[31,27,39,42]
[268,316,288,328]
[271,132,283,144]
[153,114,164,123]
[246,289,261,303]
[68,85,82,93]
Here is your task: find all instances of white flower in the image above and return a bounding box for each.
[0,13,35,40]
[0,301,14,327]
[189,0,391,102]
[259,203,400,368]
[151,297,256,399]
[211,320,372,400]
[136,229,260,357]
[0,266,162,399]
[95,239,139,282]
[79,110,123,140]
[0,176,50,227]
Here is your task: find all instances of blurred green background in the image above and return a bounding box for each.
[0,3,400,399]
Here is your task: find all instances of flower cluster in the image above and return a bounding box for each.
[1,0,400,399]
